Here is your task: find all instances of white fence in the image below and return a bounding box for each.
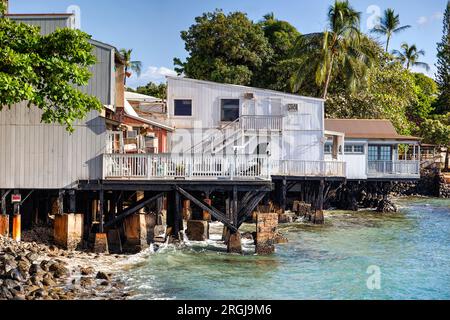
[367,161,420,177]
[103,154,271,180]
[272,160,346,177]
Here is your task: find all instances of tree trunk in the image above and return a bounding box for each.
[322,55,335,100]
[445,147,449,172]
[385,35,390,52]
[124,66,128,86]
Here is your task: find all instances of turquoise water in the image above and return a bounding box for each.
[122,198,450,300]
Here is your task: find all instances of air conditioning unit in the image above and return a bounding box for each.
[244,92,255,100]
[287,104,299,112]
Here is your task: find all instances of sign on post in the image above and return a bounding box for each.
[11,194,21,204]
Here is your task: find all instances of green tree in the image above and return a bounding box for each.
[120,49,142,85]
[393,43,430,71]
[371,8,411,52]
[327,60,417,135]
[134,81,167,100]
[435,1,450,114]
[0,14,102,131]
[418,115,450,170]
[252,13,300,90]
[174,10,273,85]
[407,73,438,124]
[290,0,378,99]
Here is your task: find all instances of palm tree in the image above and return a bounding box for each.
[371,8,411,52]
[392,43,430,71]
[290,0,377,100]
[119,49,143,85]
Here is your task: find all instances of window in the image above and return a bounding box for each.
[221,99,240,122]
[353,145,364,153]
[174,99,192,116]
[380,146,392,161]
[344,144,364,154]
[368,145,392,161]
[324,144,332,154]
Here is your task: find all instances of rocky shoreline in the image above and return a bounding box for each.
[0,235,131,300]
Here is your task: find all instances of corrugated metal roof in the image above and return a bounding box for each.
[325,119,421,141]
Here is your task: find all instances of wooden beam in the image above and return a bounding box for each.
[238,192,266,226]
[175,186,237,232]
[104,192,164,228]
[99,190,104,233]
[232,186,238,226]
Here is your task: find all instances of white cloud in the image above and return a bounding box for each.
[417,16,428,25]
[417,12,443,27]
[432,12,443,21]
[127,66,177,88]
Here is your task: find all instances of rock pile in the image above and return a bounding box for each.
[0,236,129,300]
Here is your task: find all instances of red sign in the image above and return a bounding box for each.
[11,194,21,203]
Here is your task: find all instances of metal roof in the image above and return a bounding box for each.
[325,119,421,141]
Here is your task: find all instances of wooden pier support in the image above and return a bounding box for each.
[0,214,9,237]
[202,198,212,221]
[12,210,21,242]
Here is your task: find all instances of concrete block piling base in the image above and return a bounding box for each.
[256,213,278,255]
[186,220,209,241]
[123,213,156,253]
[0,215,9,237]
[54,214,84,250]
[107,229,122,253]
[93,233,109,253]
[227,232,242,254]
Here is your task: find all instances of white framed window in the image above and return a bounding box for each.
[344,144,365,154]
[324,144,332,154]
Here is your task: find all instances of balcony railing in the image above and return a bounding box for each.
[271,160,346,177]
[367,161,420,177]
[239,115,283,131]
[103,154,271,180]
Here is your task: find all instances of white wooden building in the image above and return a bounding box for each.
[165,77,346,178]
[325,119,421,180]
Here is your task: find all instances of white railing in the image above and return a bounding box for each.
[103,154,271,180]
[239,115,283,131]
[367,161,420,177]
[271,160,346,177]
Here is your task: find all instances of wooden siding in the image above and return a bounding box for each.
[0,102,106,189]
[9,16,73,35]
[0,18,114,189]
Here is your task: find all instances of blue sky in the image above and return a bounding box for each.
[9,0,448,88]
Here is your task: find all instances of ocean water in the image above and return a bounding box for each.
[120,198,450,300]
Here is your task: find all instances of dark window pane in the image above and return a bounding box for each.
[174,99,192,116]
[221,99,240,122]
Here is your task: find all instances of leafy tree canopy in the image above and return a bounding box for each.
[174,10,273,85]
[129,81,167,100]
[435,1,450,114]
[252,13,301,90]
[0,15,102,131]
